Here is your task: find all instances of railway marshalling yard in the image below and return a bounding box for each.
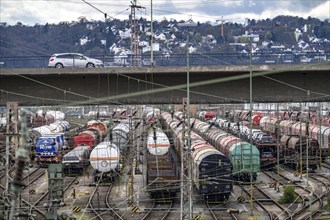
[1,113,329,220]
[1,155,329,220]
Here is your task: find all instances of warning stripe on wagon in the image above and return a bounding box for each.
[89,157,119,161]
[147,144,170,147]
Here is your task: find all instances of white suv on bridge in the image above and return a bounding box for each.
[48,53,104,68]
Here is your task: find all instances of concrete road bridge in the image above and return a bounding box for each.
[0,63,329,106]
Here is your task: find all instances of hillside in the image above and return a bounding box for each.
[0,15,329,66]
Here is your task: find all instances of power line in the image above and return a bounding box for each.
[0,89,68,102]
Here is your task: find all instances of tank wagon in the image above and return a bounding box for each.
[230,109,329,126]
[89,119,131,183]
[162,112,233,202]
[197,110,215,121]
[86,120,108,137]
[63,145,91,175]
[73,120,107,148]
[0,110,36,131]
[90,141,120,182]
[113,108,128,119]
[108,120,130,151]
[147,127,170,156]
[34,110,65,127]
[192,119,260,181]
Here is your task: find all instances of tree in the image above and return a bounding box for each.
[193,32,202,43]
[279,186,297,203]
[16,22,23,27]
[264,31,273,41]
[300,33,309,43]
[106,27,116,48]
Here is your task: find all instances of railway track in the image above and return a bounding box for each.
[0,168,8,194]
[305,173,330,220]
[141,200,173,220]
[206,201,238,220]
[0,168,46,219]
[87,183,123,220]
[320,162,330,170]
[29,176,78,219]
[263,170,324,220]
[241,184,292,220]
[21,167,46,186]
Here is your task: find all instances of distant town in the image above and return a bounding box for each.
[0,15,329,68]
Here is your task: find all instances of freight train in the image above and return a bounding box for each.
[227,109,330,126]
[191,118,260,181]
[259,117,322,171]
[280,135,319,171]
[33,121,70,165]
[63,145,91,175]
[73,120,108,148]
[142,108,180,200]
[90,141,121,182]
[162,111,233,202]
[90,120,130,182]
[109,120,130,152]
[214,118,277,169]
[34,110,65,127]
[0,109,57,133]
[260,117,327,155]
[62,120,109,174]
[197,110,215,122]
[35,133,66,166]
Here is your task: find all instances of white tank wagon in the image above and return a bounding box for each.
[47,111,65,121]
[107,121,130,151]
[147,127,170,155]
[90,141,120,182]
[47,120,70,133]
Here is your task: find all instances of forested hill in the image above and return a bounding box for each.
[1,15,329,58]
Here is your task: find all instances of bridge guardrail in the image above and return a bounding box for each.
[0,52,328,68]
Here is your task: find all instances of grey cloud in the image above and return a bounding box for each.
[164,0,328,19]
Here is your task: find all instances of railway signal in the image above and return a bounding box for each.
[45,164,64,220]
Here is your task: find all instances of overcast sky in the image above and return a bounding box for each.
[1,0,329,26]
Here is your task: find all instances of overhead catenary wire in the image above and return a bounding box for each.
[81,0,130,20]
[0,89,68,103]
[116,73,243,102]
[1,68,124,105]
